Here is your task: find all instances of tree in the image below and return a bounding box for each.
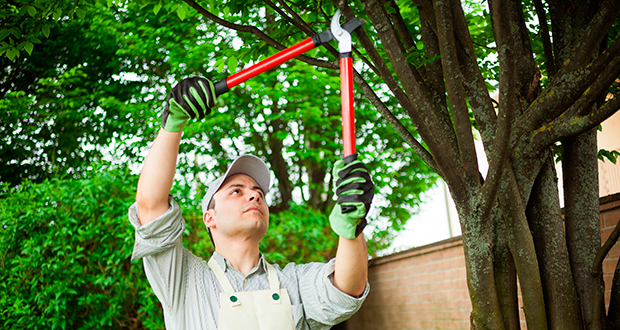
[159,0,617,329]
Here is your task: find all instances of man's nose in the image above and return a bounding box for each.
[248,190,261,202]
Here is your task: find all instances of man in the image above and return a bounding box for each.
[128,77,374,330]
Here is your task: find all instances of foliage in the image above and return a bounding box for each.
[0,167,164,329]
[0,0,92,60]
[599,149,620,164]
[0,2,155,186]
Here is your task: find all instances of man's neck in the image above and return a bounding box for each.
[215,240,261,276]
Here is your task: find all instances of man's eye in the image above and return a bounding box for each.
[231,189,240,195]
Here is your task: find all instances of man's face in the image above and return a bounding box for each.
[205,174,269,241]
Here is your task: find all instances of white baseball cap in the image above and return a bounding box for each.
[201,155,271,214]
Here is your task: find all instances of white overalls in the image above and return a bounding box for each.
[207,257,296,330]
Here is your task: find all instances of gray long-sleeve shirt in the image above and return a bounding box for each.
[128,197,369,330]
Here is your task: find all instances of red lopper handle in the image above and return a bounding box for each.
[340,55,355,158]
[214,38,317,96]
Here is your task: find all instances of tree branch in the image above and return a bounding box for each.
[532,0,555,77]
[450,1,497,152]
[434,0,479,182]
[387,0,416,51]
[514,35,620,141]
[264,0,343,61]
[592,218,620,277]
[478,0,522,230]
[353,70,442,176]
[268,0,316,36]
[184,0,335,69]
[534,92,620,150]
[420,17,447,109]
[412,0,437,32]
[556,0,620,74]
[413,7,458,142]
[359,0,464,188]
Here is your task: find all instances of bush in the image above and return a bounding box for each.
[0,168,163,329]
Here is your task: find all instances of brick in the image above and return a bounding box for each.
[608,244,620,259]
[601,201,615,212]
[606,291,612,306]
[603,259,618,274]
[604,208,620,228]
[605,274,614,290]
[602,228,615,243]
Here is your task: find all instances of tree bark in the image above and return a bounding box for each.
[526,151,583,329]
[491,206,520,330]
[608,254,620,329]
[563,127,605,330]
[455,196,506,330]
[499,167,548,329]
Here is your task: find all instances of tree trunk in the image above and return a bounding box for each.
[526,150,583,329]
[452,192,506,329]
[563,127,605,330]
[608,259,620,329]
[491,206,520,330]
[498,168,548,329]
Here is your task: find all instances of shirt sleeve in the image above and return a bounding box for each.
[128,196,189,313]
[295,258,369,329]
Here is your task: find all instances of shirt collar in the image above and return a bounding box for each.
[212,251,267,275]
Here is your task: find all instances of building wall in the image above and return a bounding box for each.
[345,193,620,330]
[602,193,620,311]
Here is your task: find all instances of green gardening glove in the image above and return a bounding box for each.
[161,77,217,132]
[329,154,374,239]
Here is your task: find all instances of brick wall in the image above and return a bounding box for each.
[602,193,620,311]
[345,193,620,330]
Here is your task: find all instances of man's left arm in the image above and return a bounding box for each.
[333,235,368,296]
[329,154,374,296]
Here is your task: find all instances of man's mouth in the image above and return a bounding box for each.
[244,204,263,214]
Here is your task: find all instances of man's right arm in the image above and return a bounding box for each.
[135,77,217,225]
[136,129,182,225]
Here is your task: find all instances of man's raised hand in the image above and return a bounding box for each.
[329,154,374,239]
[161,77,217,132]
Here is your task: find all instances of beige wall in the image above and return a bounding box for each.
[599,111,620,197]
[345,193,620,330]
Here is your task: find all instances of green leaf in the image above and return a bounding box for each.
[53,8,62,20]
[153,1,162,14]
[24,41,33,55]
[7,47,18,60]
[12,29,21,39]
[76,8,86,20]
[27,5,37,17]
[384,4,396,14]
[598,149,620,164]
[228,56,237,73]
[177,4,186,20]
[0,30,10,42]
[42,26,50,38]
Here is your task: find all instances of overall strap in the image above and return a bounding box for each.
[265,262,283,305]
[207,257,240,307]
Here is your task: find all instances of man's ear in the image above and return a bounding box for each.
[204,210,216,228]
